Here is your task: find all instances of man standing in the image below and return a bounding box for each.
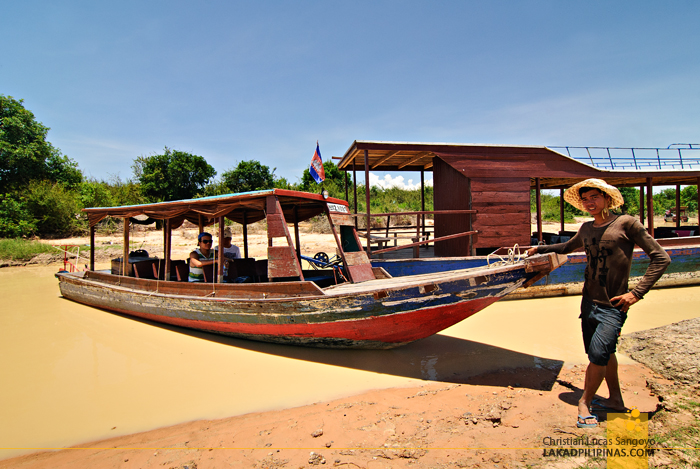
[527,179,670,428]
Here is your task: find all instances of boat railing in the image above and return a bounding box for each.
[353,209,477,257]
[53,244,86,272]
[549,144,700,171]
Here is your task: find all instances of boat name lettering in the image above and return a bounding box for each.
[327,203,349,213]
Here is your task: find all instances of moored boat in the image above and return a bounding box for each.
[56,189,567,348]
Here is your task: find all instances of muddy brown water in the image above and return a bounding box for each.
[1,265,698,459]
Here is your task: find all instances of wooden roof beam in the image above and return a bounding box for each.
[398,152,432,169]
[371,150,399,169]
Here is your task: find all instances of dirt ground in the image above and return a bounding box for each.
[3,348,698,469]
[0,363,669,469]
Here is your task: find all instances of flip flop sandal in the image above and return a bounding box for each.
[577,414,598,429]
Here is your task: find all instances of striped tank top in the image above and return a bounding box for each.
[188,248,215,282]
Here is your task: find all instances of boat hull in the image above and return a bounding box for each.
[56,254,564,349]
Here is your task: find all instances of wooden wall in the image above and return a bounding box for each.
[433,155,531,255]
[470,177,531,252]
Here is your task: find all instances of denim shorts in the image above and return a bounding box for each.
[579,297,628,366]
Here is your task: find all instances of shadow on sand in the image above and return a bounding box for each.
[96,307,564,392]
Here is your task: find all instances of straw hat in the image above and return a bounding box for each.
[223,227,233,238]
[563,178,624,212]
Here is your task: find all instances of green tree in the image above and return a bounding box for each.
[25,180,82,237]
[0,95,82,193]
[132,147,216,202]
[681,185,698,212]
[221,160,276,193]
[0,194,37,237]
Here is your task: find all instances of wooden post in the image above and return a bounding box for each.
[218,218,225,283]
[164,219,171,281]
[242,211,249,258]
[198,214,204,234]
[646,178,654,236]
[535,178,542,243]
[364,149,371,255]
[344,170,348,202]
[352,159,358,229]
[89,225,95,271]
[559,188,565,234]
[420,170,426,241]
[293,206,301,259]
[639,185,645,226]
[122,218,130,276]
[675,184,681,229]
[697,177,700,230]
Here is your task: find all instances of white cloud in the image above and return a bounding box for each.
[368,173,433,190]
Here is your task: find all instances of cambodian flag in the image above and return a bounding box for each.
[309,141,326,184]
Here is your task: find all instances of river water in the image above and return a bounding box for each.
[1,265,698,459]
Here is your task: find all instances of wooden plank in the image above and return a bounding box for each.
[470,178,530,192]
[344,250,371,265]
[347,264,376,283]
[330,213,355,226]
[267,246,302,279]
[267,215,288,238]
[83,270,325,297]
[473,213,529,226]
[471,192,530,203]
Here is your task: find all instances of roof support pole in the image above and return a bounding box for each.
[535,178,542,244]
[646,178,654,236]
[639,185,645,226]
[344,170,349,203]
[217,217,225,284]
[364,149,371,255]
[352,159,358,229]
[675,185,681,229]
[559,188,565,234]
[242,211,249,259]
[89,225,95,271]
[122,218,130,276]
[293,206,301,260]
[420,170,426,241]
[164,219,171,281]
[198,215,204,234]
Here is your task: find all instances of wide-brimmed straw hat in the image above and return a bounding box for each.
[563,178,624,212]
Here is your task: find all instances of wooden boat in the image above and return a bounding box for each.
[56,190,567,349]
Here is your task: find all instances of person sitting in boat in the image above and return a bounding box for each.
[188,232,218,282]
[215,227,241,280]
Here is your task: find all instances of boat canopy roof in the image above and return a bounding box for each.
[83,189,348,228]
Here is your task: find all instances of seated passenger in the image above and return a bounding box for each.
[215,227,241,280]
[188,232,218,282]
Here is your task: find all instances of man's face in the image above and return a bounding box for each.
[580,189,608,216]
[199,237,213,250]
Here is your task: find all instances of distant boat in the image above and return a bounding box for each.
[56,190,566,348]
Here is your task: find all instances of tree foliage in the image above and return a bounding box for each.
[132,147,216,202]
[0,95,82,193]
[220,160,276,193]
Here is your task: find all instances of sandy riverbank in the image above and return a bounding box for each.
[0,363,667,469]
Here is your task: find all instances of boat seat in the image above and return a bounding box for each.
[231,258,257,281]
[133,259,158,280]
[174,262,189,282]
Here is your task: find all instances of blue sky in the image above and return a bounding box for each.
[2,1,699,189]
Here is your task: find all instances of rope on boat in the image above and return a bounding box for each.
[486,244,523,268]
